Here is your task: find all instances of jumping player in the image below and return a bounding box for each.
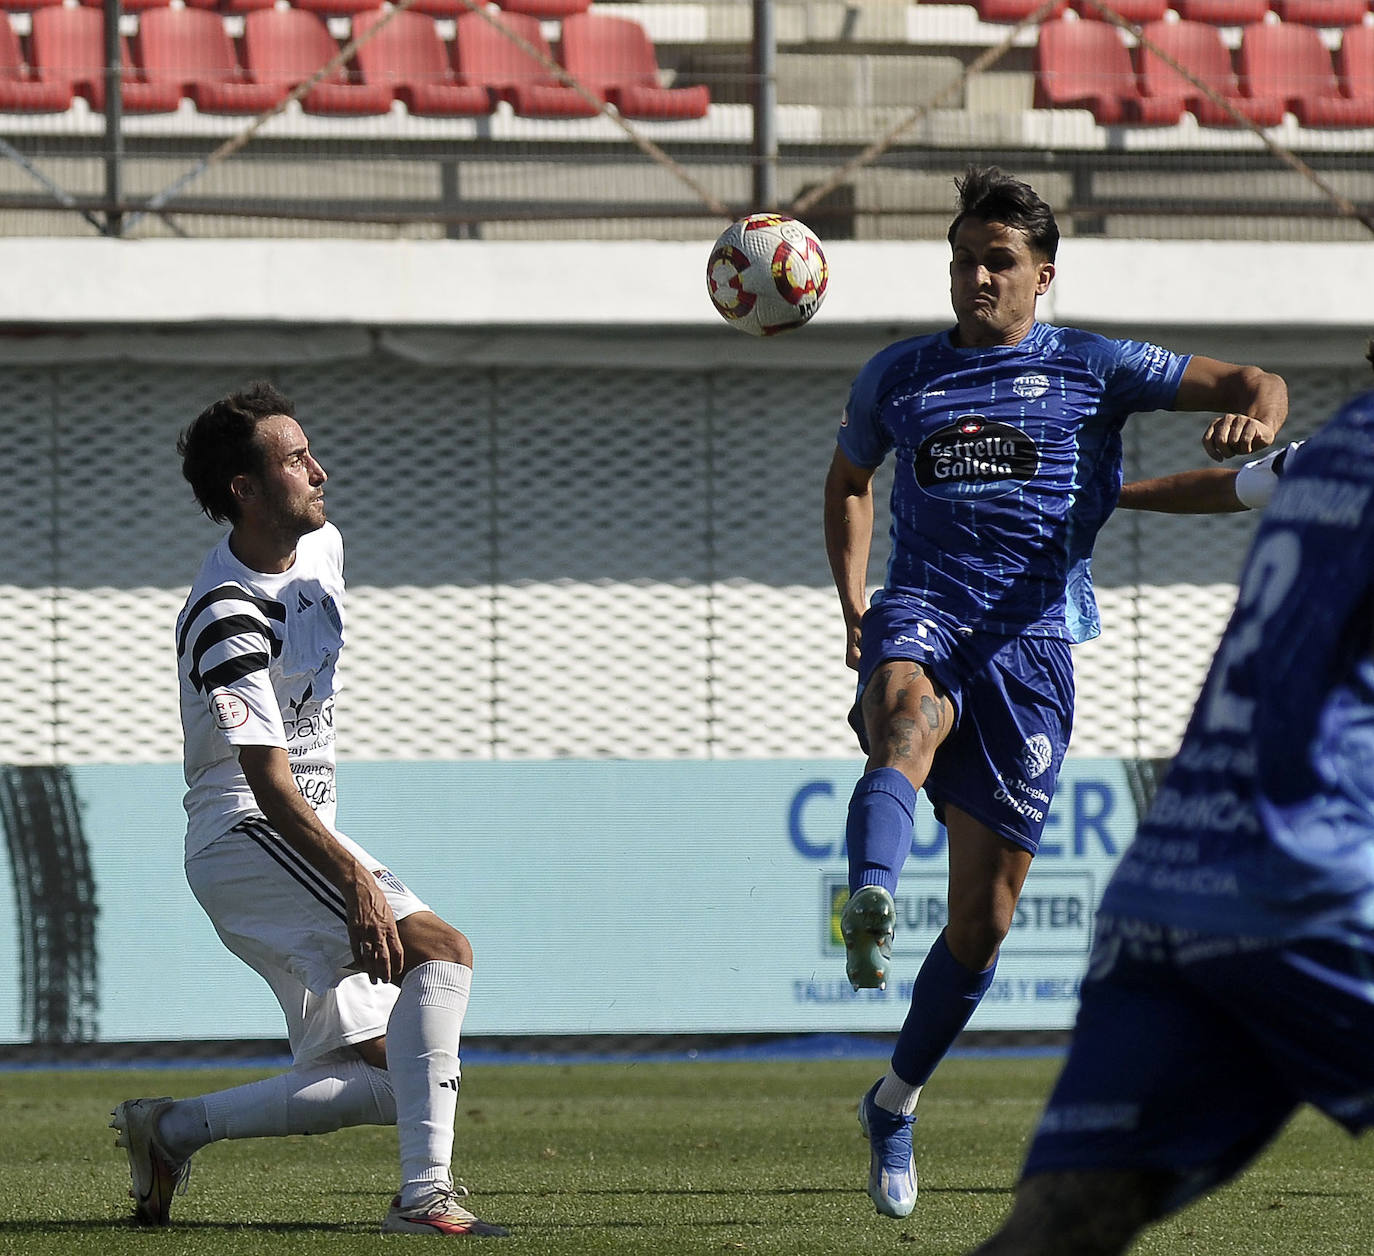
[110,383,508,1238]
[966,378,1374,1255]
[823,166,1289,1220]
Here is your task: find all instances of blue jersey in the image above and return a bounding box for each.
[839,323,1189,642]
[1104,393,1374,943]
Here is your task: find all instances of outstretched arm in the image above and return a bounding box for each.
[824,445,878,671]
[1173,356,1288,462]
[1117,468,1245,514]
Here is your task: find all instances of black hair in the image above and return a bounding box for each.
[946,165,1060,263]
[176,381,296,524]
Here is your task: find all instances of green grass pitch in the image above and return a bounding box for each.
[1,1055,1370,1255]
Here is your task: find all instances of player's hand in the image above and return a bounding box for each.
[344,864,404,984]
[1202,414,1275,462]
[845,621,862,671]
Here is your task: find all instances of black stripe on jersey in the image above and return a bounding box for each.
[188,614,283,693]
[178,583,286,658]
[198,652,272,693]
[233,818,348,923]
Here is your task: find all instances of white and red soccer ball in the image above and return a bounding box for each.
[706,213,829,337]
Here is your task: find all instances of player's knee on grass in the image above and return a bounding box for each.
[397,910,473,973]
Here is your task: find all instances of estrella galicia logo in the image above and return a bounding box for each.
[320,593,343,634]
[914,415,1038,501]
[1020,733,1054,779]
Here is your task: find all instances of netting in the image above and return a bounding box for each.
[2,0,1372,240]
[0,347,1358,766]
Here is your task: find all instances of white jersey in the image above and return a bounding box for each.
[177,522,346,860]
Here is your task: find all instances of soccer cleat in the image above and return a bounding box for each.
[858,1081,918,1218]
[840,885,896,990]
[110,1097,192,1225]
[381,1189,510,1237]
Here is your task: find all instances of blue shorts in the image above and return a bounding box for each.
[849,596,1074,855]
[1022,914,1374,1215]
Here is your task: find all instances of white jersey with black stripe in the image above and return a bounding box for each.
[177,522,346,859]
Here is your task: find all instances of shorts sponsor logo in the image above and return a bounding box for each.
[211,690,249,730]
[1021,733,1054,779]
[1012,372,1050,400]
[914,415,1038,501]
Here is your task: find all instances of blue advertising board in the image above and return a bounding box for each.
[0,759,1145,1044]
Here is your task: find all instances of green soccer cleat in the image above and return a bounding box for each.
[841,885,896,990]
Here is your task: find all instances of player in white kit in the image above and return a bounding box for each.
[110,382,507,1238]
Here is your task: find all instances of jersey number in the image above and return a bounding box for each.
[1202,530,1301,735]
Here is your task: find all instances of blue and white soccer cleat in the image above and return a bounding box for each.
[858,1081,917,1218]
[110,1097,192,1225]
[840,885,896,990]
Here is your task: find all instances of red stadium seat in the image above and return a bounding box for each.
[242,8,393,115]
[1172,0,1269,22]
[559,13,709,120]
[1137,19,1285,125]
[1072,0,1169,22]
[80,0,219,13]
[0,0,64,13]
[976,0,1069,21]
[1036,18,1183,124]
[291,0,385,19]
[352,8,492,116]
[0,15,71,110]
[136,7,286,113]
[492,0,590,16]
[30,6,181,111]
[1337,22,1374,99]
[453,9,599,118]
[1272,0,1368,23]
[1239,21,1374,125]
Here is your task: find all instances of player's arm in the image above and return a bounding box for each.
[824,445,878,670]
[1173,356,1289,462]
[1117,468,1246,513]
[1119,442,1298,513]
[237,743,403,984]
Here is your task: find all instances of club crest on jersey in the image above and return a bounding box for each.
[211,690,250,730]
[1020,733,1054,779]
[914,415,1039,501]
[1012,373,1050,400]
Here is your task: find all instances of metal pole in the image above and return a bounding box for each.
[103,0,123,237]
[752,0,776,212]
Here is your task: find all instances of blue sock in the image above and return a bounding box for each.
[845,767,917,895]
[890,929,997,1086]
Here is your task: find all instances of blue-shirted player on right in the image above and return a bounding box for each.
[824,165,1290,1220]
[968,360,1374,1255]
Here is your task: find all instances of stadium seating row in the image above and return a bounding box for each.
[1036,17,1374,125]
[958,0,1372,24]
[1,0,590,17]
[0,6,709,116]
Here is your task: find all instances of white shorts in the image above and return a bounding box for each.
[186,818,431,1067]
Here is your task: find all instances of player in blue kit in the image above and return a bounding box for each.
[966,375,1374,1256]
[823,166,1289,1219]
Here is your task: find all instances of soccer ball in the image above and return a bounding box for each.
[706,213,829,337]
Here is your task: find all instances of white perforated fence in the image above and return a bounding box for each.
[0,342,1357,765]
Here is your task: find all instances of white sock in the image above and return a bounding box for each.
[386,960,472,1209]
[875,1070,922,1117]
[156,1058,396,1160]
